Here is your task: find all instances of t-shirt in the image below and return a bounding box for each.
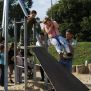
[35,23,41,34]
[27,18,36,32]
[63,39,77,59]
[44,21,59,38]
[16,55,23,66]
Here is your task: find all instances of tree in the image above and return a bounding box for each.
[0,0,33,39]
[47,0,91,41]
[0,0,33,22]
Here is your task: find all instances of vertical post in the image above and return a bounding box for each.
[2,1,5,37]
[51,0,53,19]
[4,0,9,91]
[2,0,5,29]
[33,55,36,81]
[14,19,17,84]
[24,17,27,90]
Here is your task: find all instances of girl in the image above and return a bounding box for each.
[43,17,72,61]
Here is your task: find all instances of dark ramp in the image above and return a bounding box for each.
[32,47,89,91]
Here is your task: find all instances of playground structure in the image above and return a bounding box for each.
[2,0,32,91]
[1,0,90,91]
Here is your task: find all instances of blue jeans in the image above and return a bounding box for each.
[59,59,72,72]
[49,36,70,54]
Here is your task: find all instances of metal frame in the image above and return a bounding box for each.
[2,0,28,90]
[2,0,48,90]
[24,17,28,90]
[18,0,28,17]
[3,0,9,91]
[14,18,28,90]
[14,19,17,84]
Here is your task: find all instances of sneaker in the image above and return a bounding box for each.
[0,83,4,86]
[67,53,72,57]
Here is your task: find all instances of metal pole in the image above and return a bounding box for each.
[4,0,9,91]
[18,0,28,17]
[51,0,53,19]
[2,0,5,37]
[24,17,27,90]
[14,19,17,84]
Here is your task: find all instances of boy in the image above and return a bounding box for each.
[59,29,77,72]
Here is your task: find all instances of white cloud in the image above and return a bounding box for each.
[31,0,57,20]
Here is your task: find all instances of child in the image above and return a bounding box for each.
[43,17,72,61]
[60,29,77,72]
[0,44,4,86]
[36,32,45,46]
[16,48,23,83]
[8,43,14,83]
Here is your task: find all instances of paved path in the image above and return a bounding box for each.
[73,73,91,91]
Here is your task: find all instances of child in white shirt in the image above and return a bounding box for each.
[16,48,23,83]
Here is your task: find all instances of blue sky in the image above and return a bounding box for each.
[31,0,57,20]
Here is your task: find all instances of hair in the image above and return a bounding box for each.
[11,43,14,47]
[0,44,4,52]
[66,29,73,34]
[31,10,37,14]
[43,17,51,24]
[36,17,40,20]
[10,43,14,50]
[17,48,21,55]
[40,32,44,36]
[0,37,4,43]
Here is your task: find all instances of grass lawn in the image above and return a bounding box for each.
[48,42,91,65]
[73,42,91,65]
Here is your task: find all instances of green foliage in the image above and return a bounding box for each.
[48,46,59,60]
[73,42,91,65]
[48,42,91,65]
[79,16,91,41]
[47,0,91,41]
[0,0,33,21]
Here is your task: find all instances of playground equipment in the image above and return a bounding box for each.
[2,0,9,91]
[32,47,89,91]
[1,0,89,91]
[2,0,29,91]
[18,0,28,17]
[14,17,28,90]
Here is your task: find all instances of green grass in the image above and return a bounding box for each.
[73,42,91,65]
[48,42,91,65]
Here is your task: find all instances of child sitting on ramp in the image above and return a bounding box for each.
[43,17,72,61]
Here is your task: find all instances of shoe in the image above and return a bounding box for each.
[0,83,4,86]
[67,53,72,57]
[40,79,44,81]
[10,80,14,83]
